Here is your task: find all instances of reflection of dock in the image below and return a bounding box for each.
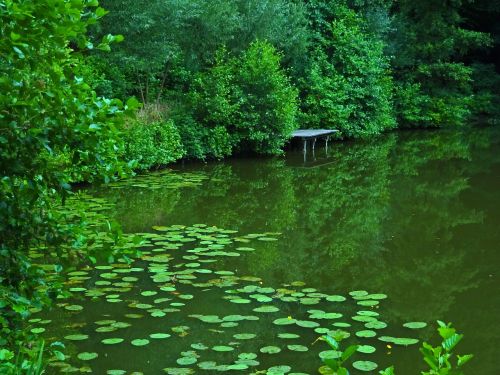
[291,129,339,164]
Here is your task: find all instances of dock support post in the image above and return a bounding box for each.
[312,137,317,151]
[325,136,330,154]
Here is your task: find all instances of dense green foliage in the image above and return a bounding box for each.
[0,0,135,371]
[84,0,498,163]
[390,0,493,127]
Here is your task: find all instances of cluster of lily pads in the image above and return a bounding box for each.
[28,217,428,375]
[108,170,208,190]
[26,177,430,375]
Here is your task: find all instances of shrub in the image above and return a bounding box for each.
[232,40,299,154]
[184,41,299,157]
[124,119,185,170]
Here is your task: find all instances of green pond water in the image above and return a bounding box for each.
[37,127,500,374]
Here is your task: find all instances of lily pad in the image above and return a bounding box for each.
[65,305,83,311]
[278,333,300,339]
[260,346,281,354]
[353,361,378,372]
[212,345,234,352]
[287,345,308,352]
[150,333,171,339]
[77,352,98,361]
[233,333,256,340]
[357,345,376,354]
[273,318,296,326]
[403,322,427,329]
[254,305,280,313]
[102,338,124,345]
[356,330,377,338]
[131,339,150,346]
[64,334,88,341]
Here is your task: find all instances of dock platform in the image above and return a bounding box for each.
[292,129,339,152]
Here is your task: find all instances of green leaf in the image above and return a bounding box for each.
[323,335,339,350]
[342,345,359,362]
[442,333,463,351]
[10,32,21,41]
[379,366,395,375]
[457,354,474,367]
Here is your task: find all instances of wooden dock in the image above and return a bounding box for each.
[292,129,339,153]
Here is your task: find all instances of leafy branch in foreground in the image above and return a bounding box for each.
[379,321,473,375]
[320,330,359,375]
[419,321,473,375]
[320,322,473,375]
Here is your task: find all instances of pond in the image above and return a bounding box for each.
[35,126,500,374]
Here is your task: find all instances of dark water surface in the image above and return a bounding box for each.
[44,127,500,374]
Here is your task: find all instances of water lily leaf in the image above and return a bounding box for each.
[349,290,368,297]
[149,333,171,339]
[310,312,342,320]
[319,350,342,360]
[296,320,320,328]
[163,368,194,374]
[357,345,376,354]
[131,339,150,346]
[356,330,377,338]
[357,311,379,317]
[96,326,117,333]
[107,370,126,375]
[65,305,83,311]
[353,361,378,371]
[366,293,387,300]
[403,322,427,329]
[77,352,98,361]
[64,334,88,341]
[352,315,377,323]
[227,364,249,370]
[332,322,351,328]
[365,321,387,329]
[229,298,251,304]
[212,345,234,352]
[102,338,124,345]
[267,365,291,374]
[177,357,197,365]
[125,313,143,319]
[378,336,419,346]
[278,333,300,339]
[253,305,279,313]
[233,333,256,340]
[260,346,281,354]
[287,345,308,352]
[273,318,296,325]
[190,343,208,350]
[299,298,320,305]
[238,353,258,360]
[196,315,222,323]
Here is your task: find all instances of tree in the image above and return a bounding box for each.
[302,2,395,137]
[0,0,136,369]
[390,0,492,127]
